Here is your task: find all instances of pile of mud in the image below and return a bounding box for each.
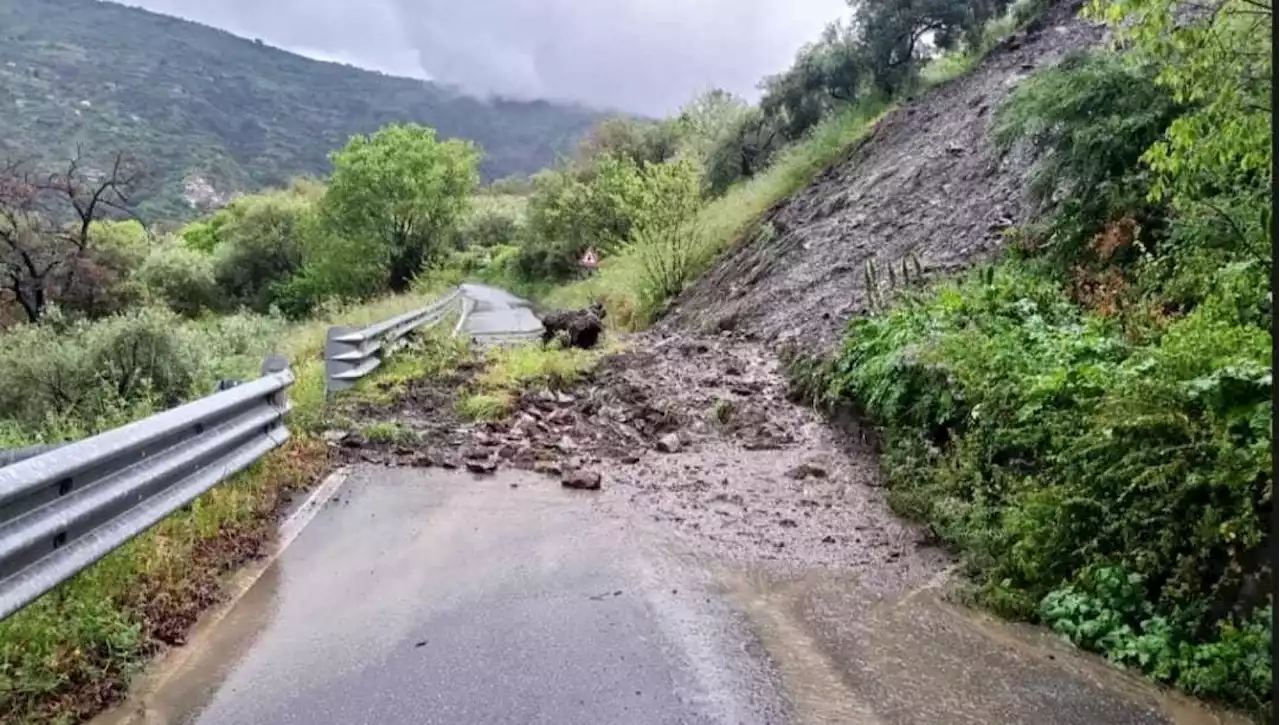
[663,0,1105,356]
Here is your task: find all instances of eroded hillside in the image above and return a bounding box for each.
[665,0,1105,353]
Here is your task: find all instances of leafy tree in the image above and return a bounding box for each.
[760,19,866,140]
[136,242,223,317]
[208,191,312,313]
[855,0,1012,94]
[703,108,785,195]
[571,117,682,177]
[322,124,480,292]
[674,89,752,162]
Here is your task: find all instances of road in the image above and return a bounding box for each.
[94,287,1242,725]
[457,283,545,344]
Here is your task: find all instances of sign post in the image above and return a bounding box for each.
[580,248,599,274]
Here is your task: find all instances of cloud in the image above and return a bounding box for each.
[114,0,849,114]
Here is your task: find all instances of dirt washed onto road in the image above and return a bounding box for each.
[328,332,1244,725]
[336,330,950,585]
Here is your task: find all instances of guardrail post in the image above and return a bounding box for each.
[262,355,290,408]
[324,327,362,397]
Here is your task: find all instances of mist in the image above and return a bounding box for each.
[113,0,848,114]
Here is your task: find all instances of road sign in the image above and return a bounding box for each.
[580,248,598,269]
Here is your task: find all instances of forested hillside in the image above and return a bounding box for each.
[0,0,603,221]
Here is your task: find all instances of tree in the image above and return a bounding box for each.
[0,150,145,322]
[854,0,1010,94]
[674,89,752,162]
[322,124,479,292]
[703,108,784,195]
[572,117,682,176]
[760,19,866,140]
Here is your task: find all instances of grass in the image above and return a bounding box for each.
[544,99,891,328]
[456,342,618,422]
[0,287,466,725]
[360,421,419,445]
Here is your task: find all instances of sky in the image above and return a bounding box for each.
[113,0,850,115]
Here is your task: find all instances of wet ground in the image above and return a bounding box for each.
[94,327,1245,725]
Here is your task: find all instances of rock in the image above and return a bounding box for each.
[473,431,496,447]
[554,435,577,452]
[411,453,435,468]
[321,429,350,444]
[562,469,602,491]
[785,461,829,480]
[438,457,459,470]
[496,443,518,460]
[534,460,563,475]
[555,391,576,404]
[655,433,683,453]
[548,408,575,425]
[463,447,490,461]
[466,459,497,475]
[620,454,641,465]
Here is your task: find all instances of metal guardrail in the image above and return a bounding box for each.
[0,356,294,621]
[324,287,466,394]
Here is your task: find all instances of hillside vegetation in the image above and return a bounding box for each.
[0,0,603,221]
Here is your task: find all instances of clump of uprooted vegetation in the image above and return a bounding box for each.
[791,0,1272,713]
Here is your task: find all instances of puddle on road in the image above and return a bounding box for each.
[719,566,1250,725]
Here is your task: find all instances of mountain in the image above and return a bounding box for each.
[0,0,606,221]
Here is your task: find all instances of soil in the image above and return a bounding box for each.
[662,0,1106,356]
[334,331,951,589]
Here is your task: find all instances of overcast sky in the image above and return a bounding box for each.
[113,0,849,115]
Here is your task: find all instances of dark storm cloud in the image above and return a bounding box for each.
[115,0,847,114]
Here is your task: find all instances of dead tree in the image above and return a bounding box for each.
[0,149,144,322]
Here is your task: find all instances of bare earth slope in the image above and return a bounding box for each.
[665,0,1104,353]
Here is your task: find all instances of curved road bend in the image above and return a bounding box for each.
[93,285,1243,725]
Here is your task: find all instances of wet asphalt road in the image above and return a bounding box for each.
[458,283,544,344]
[130,467,787,725]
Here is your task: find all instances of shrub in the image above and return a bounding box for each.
[816,263,1272,710]
[0,306,208,430]
[136,243,223,317]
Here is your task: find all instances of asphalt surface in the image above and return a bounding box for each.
[115,467,788,725]
[458,283,544,344]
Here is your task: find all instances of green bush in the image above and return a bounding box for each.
[993,51,1179,260]
[0,307,209,431]
[209,193,310,313]
[136,243,223,317]
[813,263,1272,711]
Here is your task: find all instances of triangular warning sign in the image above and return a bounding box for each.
[580,249,599,268]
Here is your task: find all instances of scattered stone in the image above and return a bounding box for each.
[463,447,490,461]
[620,454,641,464]
[321,429,350,444]
[562,469,603,491]
[779,518,799,528]
[822,535,837,544]
[438,457,459,470]
[534,460,563,476]
[655,433,683,453]
[465,459,497,475]
[785,461,829,480]
[496,444,518,460]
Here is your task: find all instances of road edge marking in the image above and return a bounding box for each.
[91,467,352,725]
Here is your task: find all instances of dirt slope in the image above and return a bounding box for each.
[665,0,1105,354]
